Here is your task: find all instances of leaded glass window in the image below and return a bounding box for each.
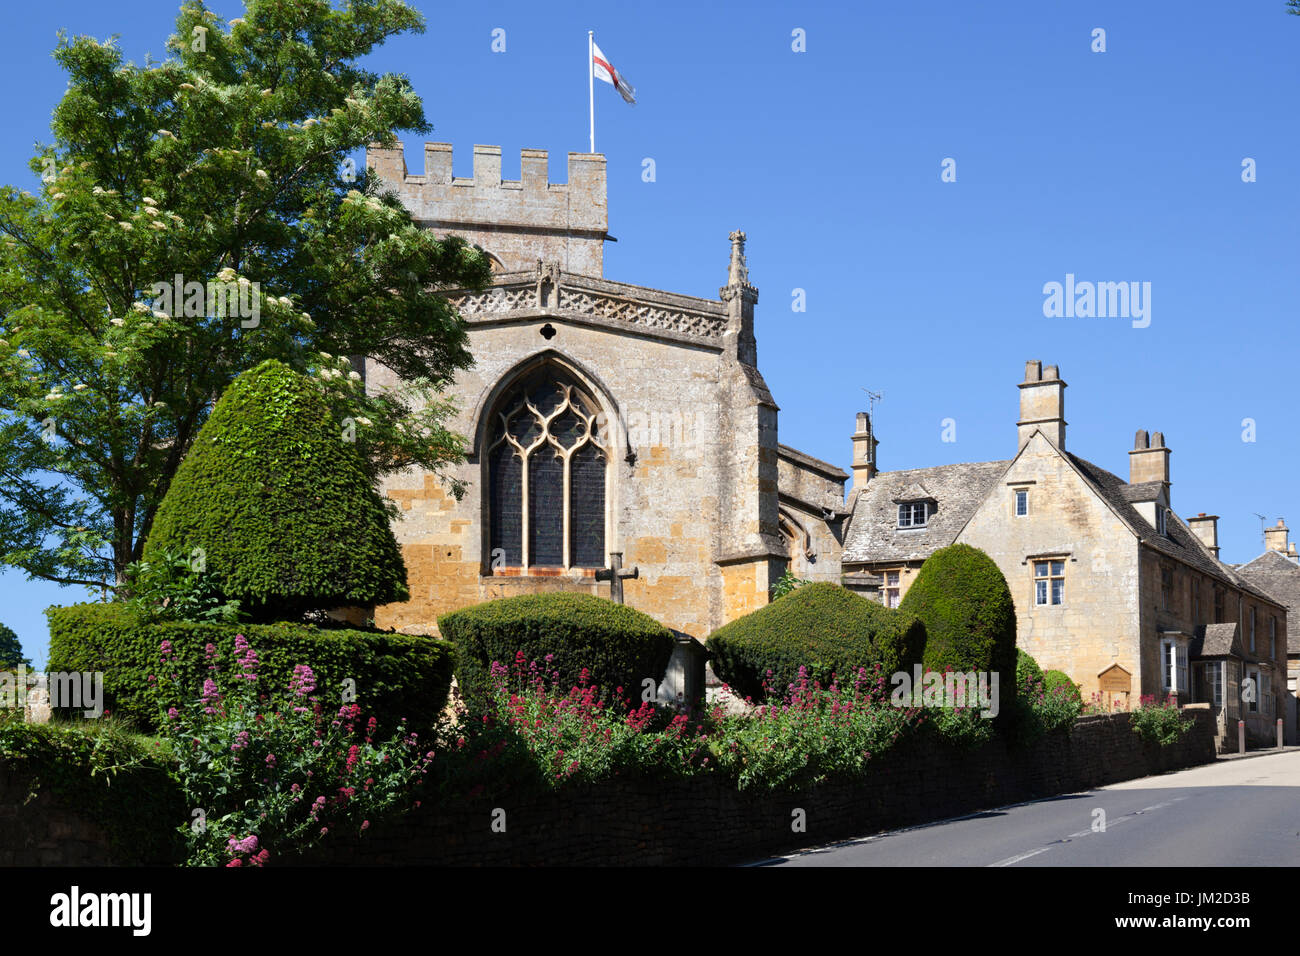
[487,369,608,569]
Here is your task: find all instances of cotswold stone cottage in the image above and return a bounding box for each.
[1234,520,1300,744]
[841,361,1288,740]
[363,143,846,649]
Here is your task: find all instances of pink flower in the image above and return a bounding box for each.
[288,664,316,698]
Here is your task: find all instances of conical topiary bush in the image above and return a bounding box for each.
[145,359,407,621]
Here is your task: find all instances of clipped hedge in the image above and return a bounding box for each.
[440,593,675,709]
[0,717,184,865]
[899,544,1018,717]
[46,603,453,733]
[707,582,925,701]
[1016,649,1044,692]
[144,359,408,620]
[1043,669,1081,703]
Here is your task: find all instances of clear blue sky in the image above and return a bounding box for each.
[2,1,1297,666]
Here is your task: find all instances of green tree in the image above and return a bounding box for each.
[0,622,27,669]
[0,0,490,591]
[145,359,407,621]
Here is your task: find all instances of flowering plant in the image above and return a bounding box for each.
[1129,694,1193,746]
[155,635,433,866]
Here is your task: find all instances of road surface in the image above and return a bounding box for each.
[759,751,1300,866]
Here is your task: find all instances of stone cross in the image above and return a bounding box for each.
[595,551,639,604]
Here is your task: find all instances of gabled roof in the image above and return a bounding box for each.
[1066,454,1280,606]
[843,434,1284,611]
[842,460,1011,563]
[893,481,935,502]
[1189,622,1248,660]
[1235,549,1300,654]
[1120,481,1167,504]
[777,443,848,481]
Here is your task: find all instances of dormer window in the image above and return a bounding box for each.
[1155,507,1167,536]
[897,502,930,528]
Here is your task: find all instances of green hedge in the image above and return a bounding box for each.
[144,359,408,620]
[1042,669,1081,703]
[1016,649,1044,693]
[899,544,1018,719]
[707,582,925,701]
[46,603,453,733]
[0,717,184,865]
[439,593,675,709]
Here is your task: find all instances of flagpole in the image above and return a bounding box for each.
[587,30,595,153]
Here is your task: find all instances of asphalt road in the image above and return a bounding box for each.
[758,751,1300,866]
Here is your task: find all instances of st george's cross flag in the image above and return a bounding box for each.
[592,39,636,104]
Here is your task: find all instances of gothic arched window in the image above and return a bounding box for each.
[487,367,608,570]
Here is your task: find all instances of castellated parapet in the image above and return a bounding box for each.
[366,142,608,277]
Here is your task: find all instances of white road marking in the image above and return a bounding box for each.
[986,796,1189,867]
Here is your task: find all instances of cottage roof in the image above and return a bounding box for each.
[1234,549,1300,654]
[843,443,1283,612]
[842,460,1011,563]
[1066,455,1279,605]
[1189,622,1249,660]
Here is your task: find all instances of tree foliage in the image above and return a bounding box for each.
[0,0,491,589]
[0,621,26,669]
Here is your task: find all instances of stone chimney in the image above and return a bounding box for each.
[851,412,878,489]
[1129,430,1171,497]
[1187,513,1219,559]
[720,230,759,367]
[1017,360,1066,450]
[1265,518,1289,554]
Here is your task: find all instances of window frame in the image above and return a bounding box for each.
[1014,489,1028,517]
[1033,559,1065,607]
[897,501,929,529]
[484,368,611,572]
[1161,638,1187,694]
[884,570,901,609]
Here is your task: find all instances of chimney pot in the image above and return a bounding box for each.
[851,412,878,489]
[1264,518,1290,554]
[1129,429,1172,500]
[1187,513,1219,558]
[1017,360,1066,450]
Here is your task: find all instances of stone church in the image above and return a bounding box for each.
[364,142,848,654]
